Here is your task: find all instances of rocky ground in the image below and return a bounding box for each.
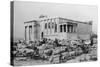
[14,51,97,66]
[13,38,97,66]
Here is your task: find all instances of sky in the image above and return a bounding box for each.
[13,1,98,41]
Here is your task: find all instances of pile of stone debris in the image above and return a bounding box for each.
[13,37,97,63]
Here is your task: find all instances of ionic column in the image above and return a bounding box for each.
[74,25,77,33]
[25,26,27,41]
[71,25,73,33]
[32,25,34,41]
[73,25,75,33]
[50,22,52,34]
[26,26,29,42]
[57,23,59,33]
[69,25,71,33]
[29,26,30,41]
[47,20,48,35]
[58,24,60,33]
[29,26,32,41]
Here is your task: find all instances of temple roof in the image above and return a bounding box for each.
[24,17,92,25]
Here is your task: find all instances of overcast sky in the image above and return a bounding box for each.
[13,1,98,41]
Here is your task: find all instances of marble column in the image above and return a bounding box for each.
[57,23,59,33]
[50,22,52,34]
[69,25,71,33]
[47,21,48,35]
[58,24,60,33]
[29,26,32,41]
[32,25,34,41]
[72,25,74,33]
[71,25,73,33]
[26,26,29,42]
[25,26,27,41]
[29,26,30,41]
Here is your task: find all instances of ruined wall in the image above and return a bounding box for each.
[76,23,92,40]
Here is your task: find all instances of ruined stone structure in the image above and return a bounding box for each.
[24,17,92,42]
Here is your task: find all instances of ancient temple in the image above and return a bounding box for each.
[24,17,92,42]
